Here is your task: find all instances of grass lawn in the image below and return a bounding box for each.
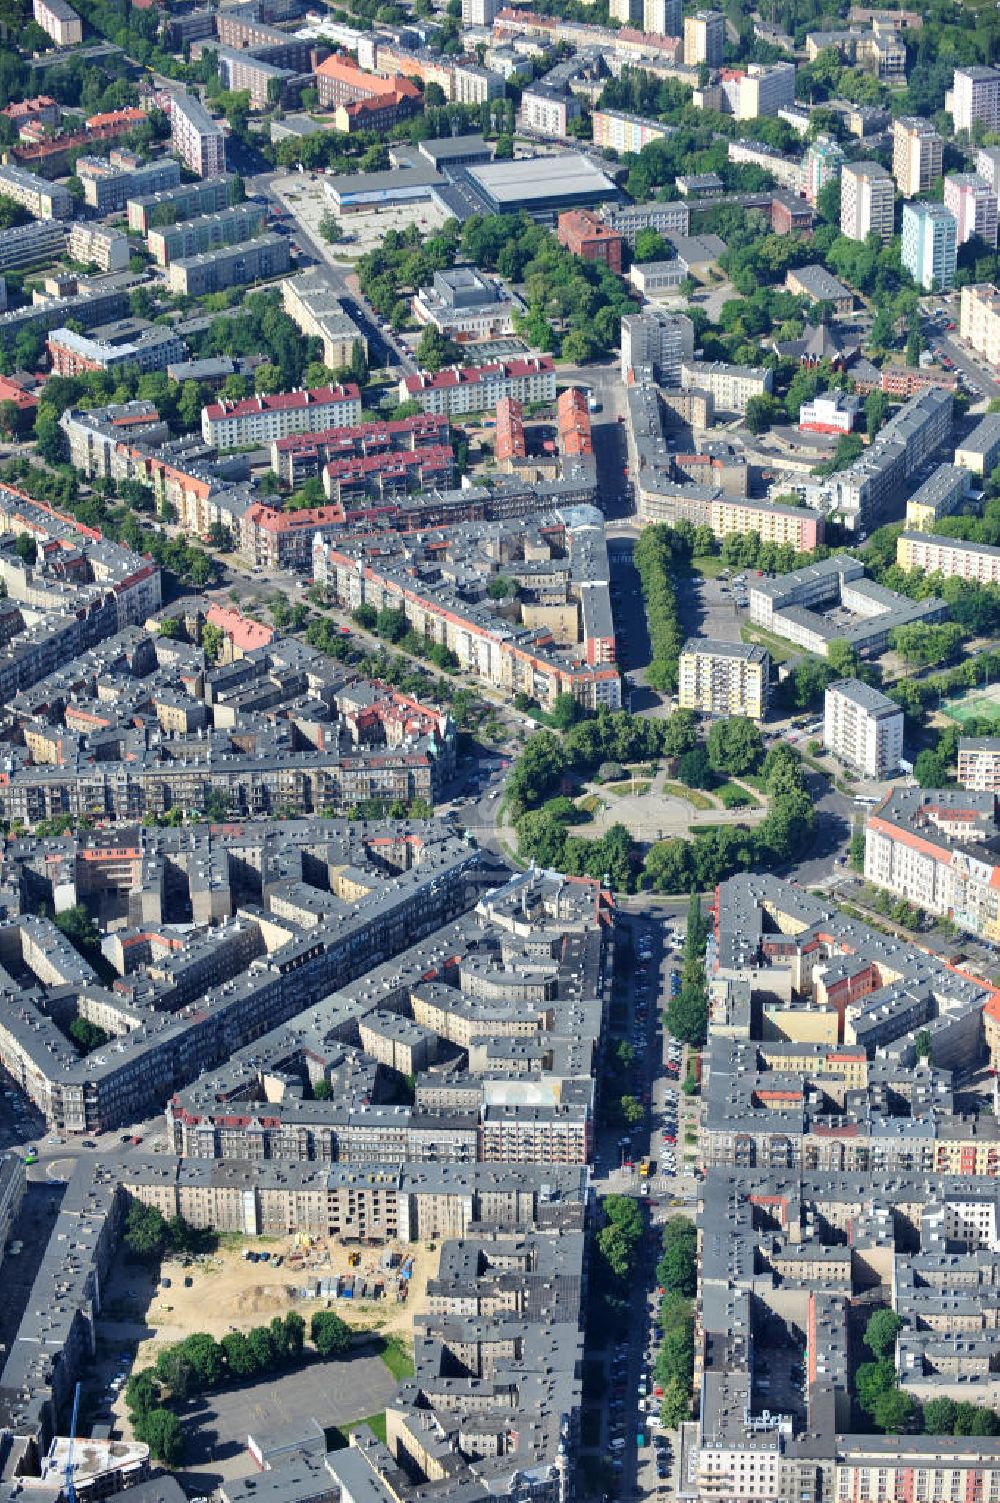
[606,780,651,796]
[715,780,760,808]
[662,781,713,810]
[377,1334,415,1381]
[740,623,796,664]
[690,554,728,579]
[348,1413,388,1446]
[576,793,605,814]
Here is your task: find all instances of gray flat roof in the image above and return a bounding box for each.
[466,153,616,206]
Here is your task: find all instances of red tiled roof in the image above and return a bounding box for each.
[314,53,411,96]
[404,356,553,395]
[206,604,274,654]
[204,384,361,423]
[86,108,147,128]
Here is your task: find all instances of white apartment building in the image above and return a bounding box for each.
[840,160,895,242]
[609,0,643,24]
[901,200,957,292]
[678,637,770,720]
[680,359,773,415]
[683,10,724,66]
[400,357,556,417]
[944,172,998,248]
[948,66,1000,135]
[824,678,903,779]
[201,384,363,448]
[169,91,226,179]
[734,62,796,119]
[958,739,1000,793]
[644,0,682,34]
[0,164,71,221]
[892,116,943,198]
[977,146,1000,189]
[621,309,694,384]
[592,110,673,155]
[959,281,1000,365]
[519,84,579,137]
[66,223,130,273]
[32,0,81,45]
[461,0,499,24]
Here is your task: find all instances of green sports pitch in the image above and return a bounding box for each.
[942,686,1000,727]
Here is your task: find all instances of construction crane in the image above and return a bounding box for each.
[64,1381,81,1503]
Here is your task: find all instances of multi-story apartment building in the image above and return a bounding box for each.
[450,62,504,105]
[169,91,226,178]
[519,83,580,137]
[0,219,64,272]
[147,203,266,267]
[892,116,943,196]
[282,273,367,370]
[556,210,624,273]
[165,233,289,296]
[897,528,1000,584]
[462,0,499,24]
[955,412,1000,476]
[270,412,449,486]
[314,512,619,711]
[216,49,301,112]
[727,61,797,119]
[824,677,903,779]
[678,637,770,719]
[400,357,556,417]
[202,383,362,448]
[960,281,1000,365]
[957,738,1000,792]
[333,86,420,134]
[901,200,957,291]
[948,65,1000,134]
[904,463,969,531]
[64,225,127,276]
[621,308,694,384]
[591,109,673,154]
[680,359,773,415]
[78,154,181,214]
[865,786,1000,937]
[47,325,186,377]
[126,176,231,235]
[0,164,71,220]
[944,172,998,247]
[841,160,894,242]
[683,9,724,65]
[609,0,643,25]
[708,496,824,550]
[644,0,682,33]
[978,144,1000,188]
[314,53,421,112]
[802,134,844,204]
[32,0,81,45]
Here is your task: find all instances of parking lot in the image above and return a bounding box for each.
[271,173,450,259]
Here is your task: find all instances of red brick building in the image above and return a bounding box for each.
[556,210,624,275]
[314,52,420,111]
[333,86,420,134]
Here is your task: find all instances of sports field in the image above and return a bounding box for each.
[941,682,1000,726]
